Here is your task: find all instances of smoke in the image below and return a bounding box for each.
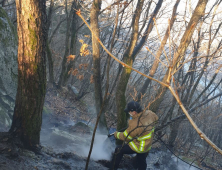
[171,156,199,170]
[78,133,114,161]
[41,119,114,161]
[41,107,114,161]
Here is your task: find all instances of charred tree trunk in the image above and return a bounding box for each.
[9,0,46,150]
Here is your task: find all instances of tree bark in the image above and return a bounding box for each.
[58,0,76,87]
[90,0,107,133]
[115,0,145,144]
[64,1,79,87]
[46,0,54,84]
[9,0,46,150]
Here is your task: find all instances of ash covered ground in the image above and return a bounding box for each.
[0,87,204,170]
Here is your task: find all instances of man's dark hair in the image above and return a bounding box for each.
[124,101,142,113]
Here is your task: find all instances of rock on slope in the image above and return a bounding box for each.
[0,7,17,130]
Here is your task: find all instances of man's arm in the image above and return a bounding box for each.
[114,120,138,142]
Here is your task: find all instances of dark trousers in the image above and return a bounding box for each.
[110,144,147,170]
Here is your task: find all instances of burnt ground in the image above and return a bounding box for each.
[0,86,220,170]
[0,134,108,170]
[0,86,136,170]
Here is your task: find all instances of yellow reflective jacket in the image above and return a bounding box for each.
[114,110,158,153]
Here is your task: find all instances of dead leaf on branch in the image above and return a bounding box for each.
[66,55,76,62]
[80,43,90,56]
[90,75,94,84]
[123,1,129,6]
[84,35,90,38]
[79,64,83,69]
[68,68,73,75]
[79,39,84,44]
[72,69,79,76]
[78,75,84,81]
[84,63,88,70]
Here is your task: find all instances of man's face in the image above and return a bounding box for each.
[129,111,136,117]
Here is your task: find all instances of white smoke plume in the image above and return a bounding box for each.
[78,133,114,161]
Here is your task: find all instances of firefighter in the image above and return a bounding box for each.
[110,101,158,170]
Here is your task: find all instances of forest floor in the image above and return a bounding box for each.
[0,86,135,170]
[0,86,219,170]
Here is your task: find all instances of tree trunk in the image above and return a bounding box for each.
[168,120,182,148]
[46,41,54,84]
[58,0,76,87]
[115,0,145,144]
[90,0,107,133]
[65,1,79,86]
[9,0,46,150]
[46,0,55,84]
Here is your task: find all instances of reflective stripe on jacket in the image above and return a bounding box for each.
[114,110,158,153]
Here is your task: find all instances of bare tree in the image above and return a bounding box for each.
[137,0,181,101]
[149,0,209,113]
